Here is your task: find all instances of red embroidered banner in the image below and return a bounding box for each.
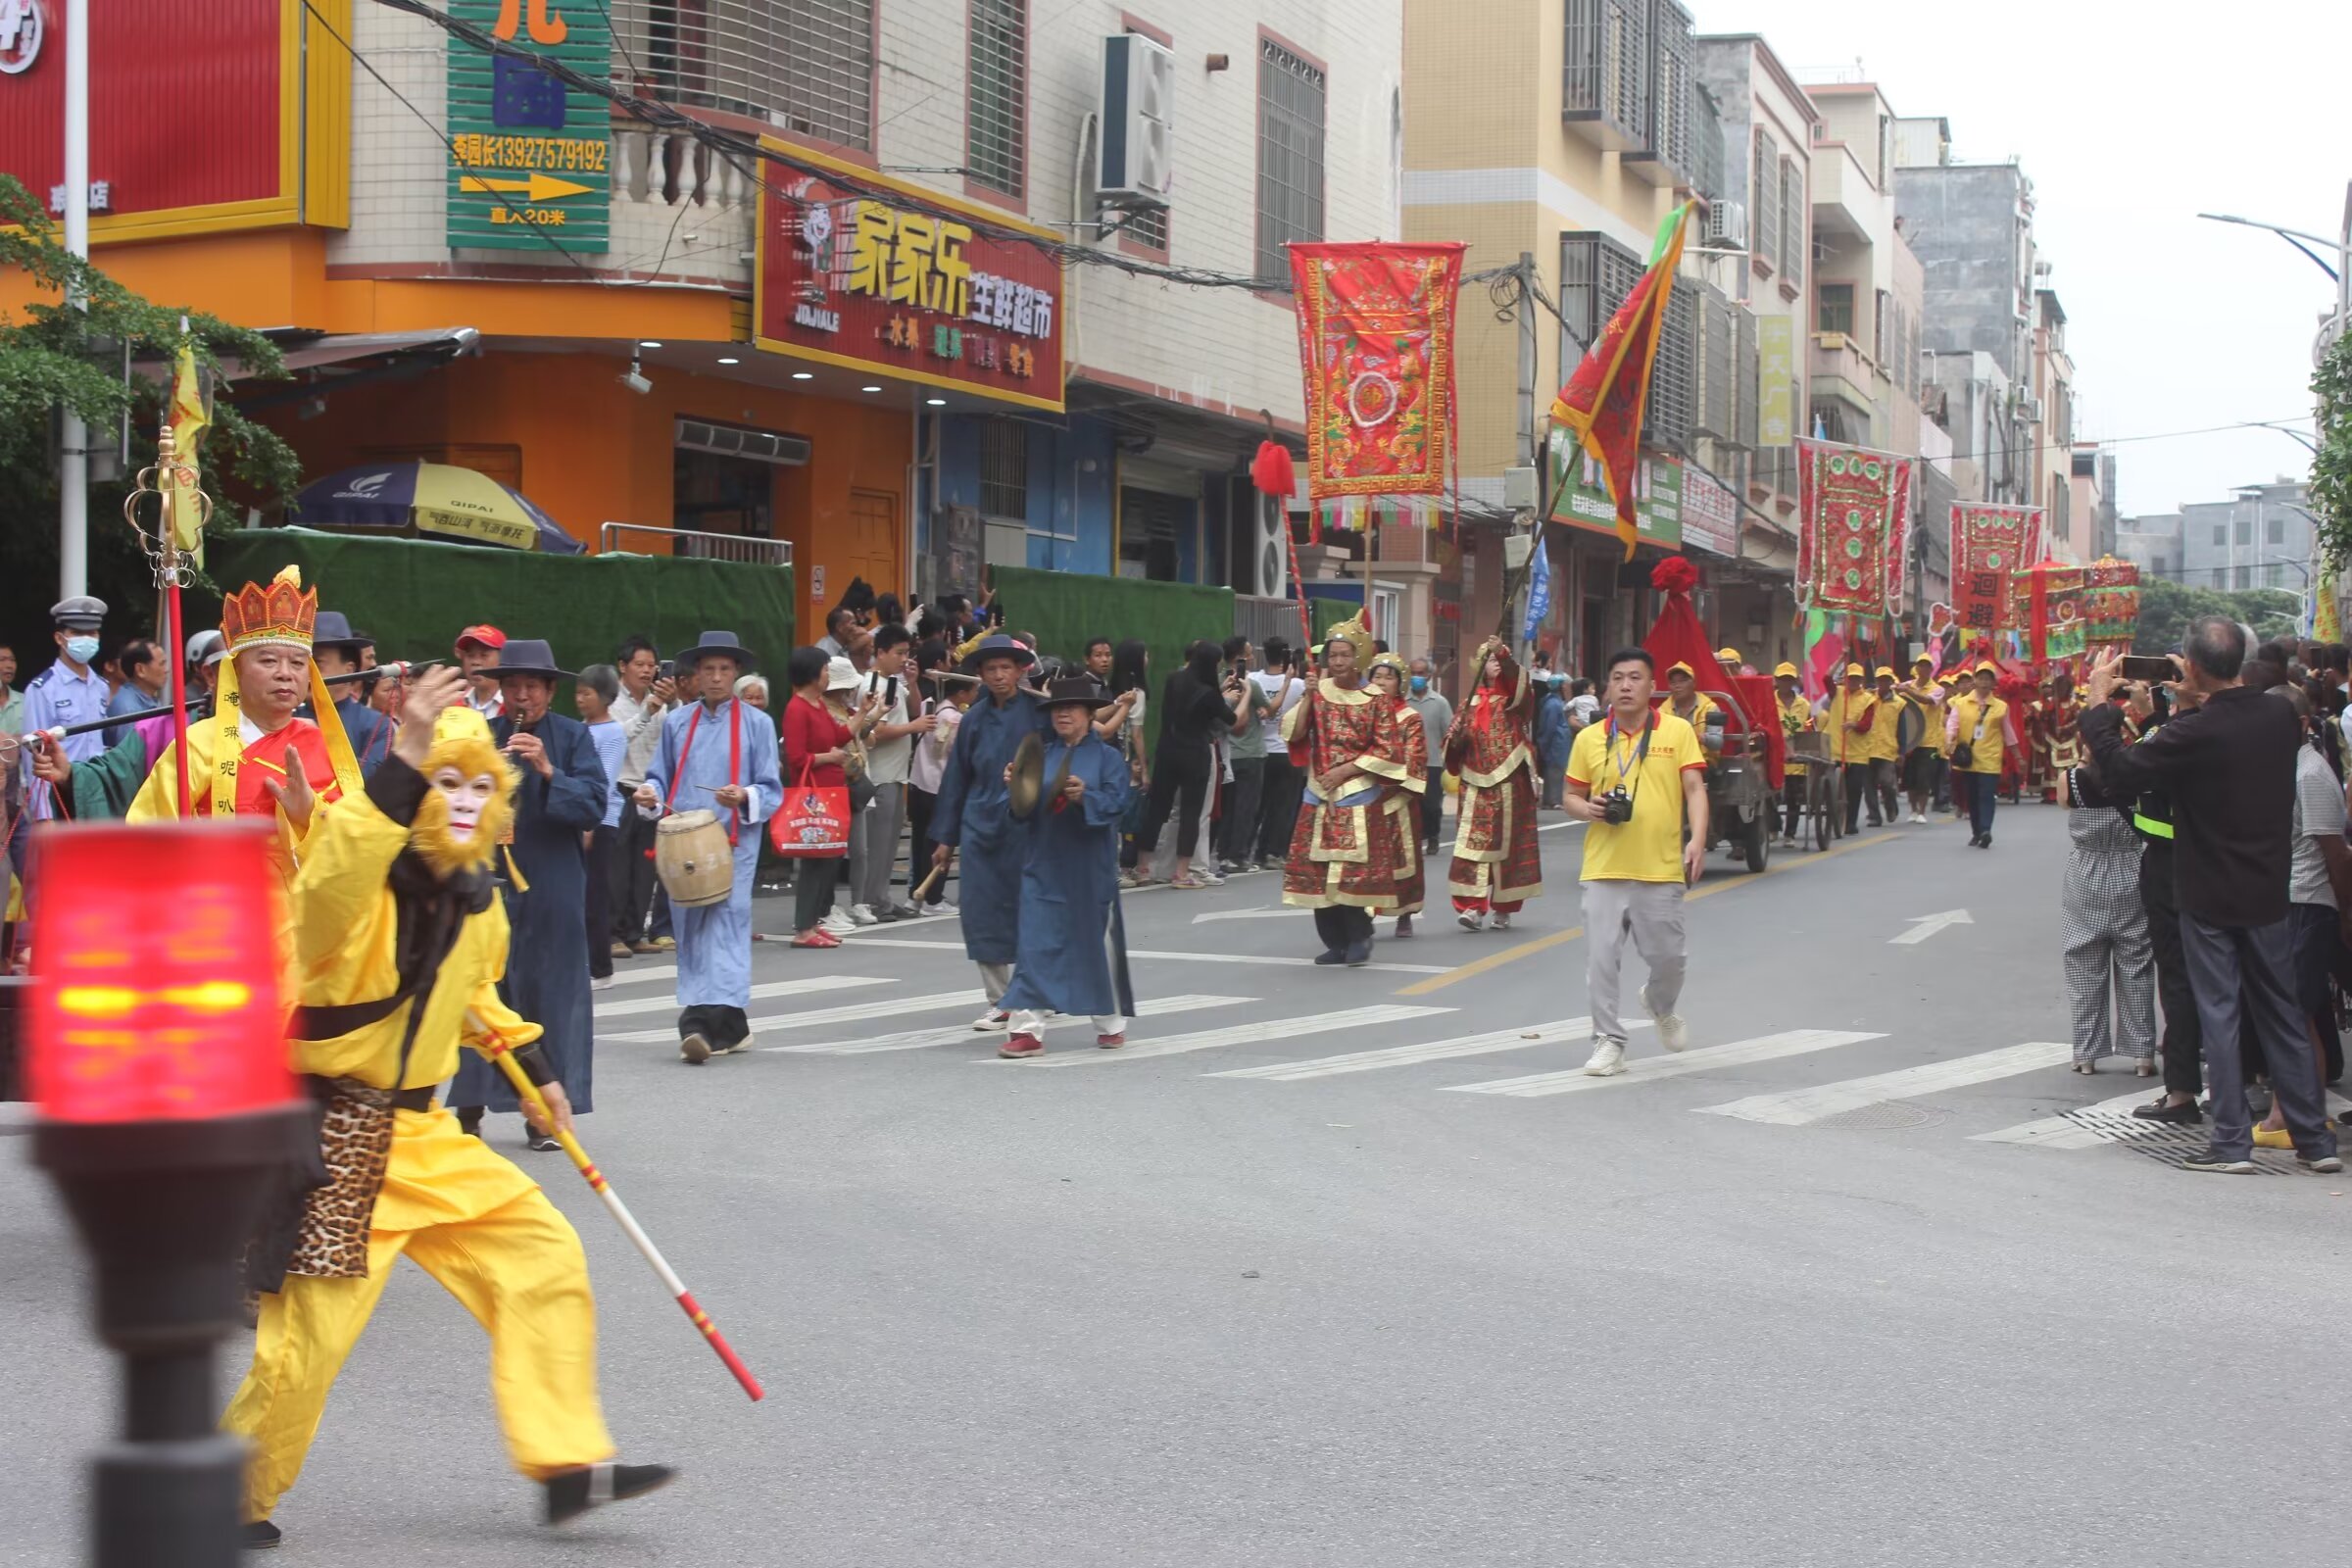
[2026,563,2088,663]
[1288,242,1467,502]
[1950,503,2041,636]
[1794,439,1911,616]
[2084,557,2140,645]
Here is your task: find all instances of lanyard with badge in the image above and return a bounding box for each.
[1595,710,1651,824]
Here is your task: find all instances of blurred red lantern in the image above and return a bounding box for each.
[26,821,296,1124]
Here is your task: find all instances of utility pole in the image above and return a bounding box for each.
[58,0,91,599]
[1512,253,1539,663]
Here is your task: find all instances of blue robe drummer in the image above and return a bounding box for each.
[451,639,609,1148]
[638,630,784,1064]
[927,633,1051,1030]
[995,677,1139,1059]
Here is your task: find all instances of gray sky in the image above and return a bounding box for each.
[1717,0,2349,519]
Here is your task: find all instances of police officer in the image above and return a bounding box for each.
[15,596,112,911]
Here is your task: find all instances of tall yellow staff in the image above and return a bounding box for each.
[471,1013,767,1401]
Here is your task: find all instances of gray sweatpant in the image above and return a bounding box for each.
[853,781,906,911]
[1582,878,1688,1047]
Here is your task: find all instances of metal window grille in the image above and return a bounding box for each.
[1778,158,1803,288]
[1562,0,1649,145]
[1558,230,1644,366]
[1817,284,1854,336]
[1751,131,1779,276]
[1690,81,1724,201]
[1256,37,1326,280]
[1117,205,1169,251]
[610,0,875,149]
[1694,282,1734,440]
[968,0,1028,199]
[1644,283,1696,450]
[1649,0,1694,179]
[979,417,1029,518]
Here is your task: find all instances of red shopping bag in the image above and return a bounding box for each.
[768,762,850,858]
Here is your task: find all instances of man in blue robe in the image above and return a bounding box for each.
[452,638,609,1149]
[996,677,1138,1058]
[306,611,393,779]
[928,634,1050,1031]
[635,631,783,1064]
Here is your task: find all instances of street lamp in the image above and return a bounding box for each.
[2239,419,2320,457]
[25,820,312,1568]
[2196,185,2352,356]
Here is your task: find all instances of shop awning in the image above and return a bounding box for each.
[236,328,481,410]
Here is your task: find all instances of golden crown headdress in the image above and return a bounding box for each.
[220,564,318,655]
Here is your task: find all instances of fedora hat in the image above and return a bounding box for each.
[961,633,1036,672]
[492,638,571,681]
[679,629,757,671]
[1039,674,1114,711]
[313,610,372,654]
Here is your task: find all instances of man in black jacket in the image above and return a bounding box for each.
[2082,617,2342,1174]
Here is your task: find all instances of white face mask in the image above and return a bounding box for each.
[65,635,100,665]
[431,767,499,838]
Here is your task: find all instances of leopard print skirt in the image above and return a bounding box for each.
[283,1080,398,1280]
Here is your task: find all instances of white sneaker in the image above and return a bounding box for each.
[972,1008,1010,1033]
[1457,910,1485,932]
[1493,912,1513,931]
[1910,812,1926,825]
[819,912,856,937]
[591,974,615,991]
[1582,1040,1627,1077]
[849,904,880,927]
[1654,1012,1689,1053]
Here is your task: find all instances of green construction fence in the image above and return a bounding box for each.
[201,528,796,682]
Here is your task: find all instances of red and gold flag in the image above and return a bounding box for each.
[1287,241,1467,504]
[1548,202,1695,559]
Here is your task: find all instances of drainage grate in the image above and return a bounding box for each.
[1813,1101,1942,1131]
[2058,1108,2295,1174]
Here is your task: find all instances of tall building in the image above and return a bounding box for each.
[1694,32,1817,667]
[2177,479,2317,593]
[1800,84,1923,458]
[2031,288,2077,557]
[1892,130,2039,512]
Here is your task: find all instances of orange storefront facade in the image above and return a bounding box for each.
[0,0,1054,636]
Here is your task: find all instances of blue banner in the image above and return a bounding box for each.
[1522,528,1552,643]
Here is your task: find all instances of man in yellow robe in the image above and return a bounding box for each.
[127,564,362,890]
[224,667,672,1548]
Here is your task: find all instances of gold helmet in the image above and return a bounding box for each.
[1319,612,1376,668]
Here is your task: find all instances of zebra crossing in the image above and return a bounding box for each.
[587,956,2210,1156]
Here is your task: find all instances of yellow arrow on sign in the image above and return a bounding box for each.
[459,172,593,202]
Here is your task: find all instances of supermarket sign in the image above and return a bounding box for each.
[755,139,1065,413]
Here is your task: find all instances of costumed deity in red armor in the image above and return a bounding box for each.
[1444,636,1544,932]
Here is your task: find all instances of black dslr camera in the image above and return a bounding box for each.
[1595,786,1636,824]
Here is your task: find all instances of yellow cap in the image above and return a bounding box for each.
[1773,662,1800,679]
[1874,665,1896,679]
[1667,660,1695,677]
[1715,647,1741,662]
[1976,661,1999,674]
[1843,662,1866,678]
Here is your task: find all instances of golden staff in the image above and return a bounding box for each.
[470,1014,765,1401]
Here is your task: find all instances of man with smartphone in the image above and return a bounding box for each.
[1562,648,1710,1077]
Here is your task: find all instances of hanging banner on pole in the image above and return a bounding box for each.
[1950,502,2041,638]
[2084,557,2140,646]
[1522,528,1552,644]
[1286,242,1467,507]
[1793,438,1911,617]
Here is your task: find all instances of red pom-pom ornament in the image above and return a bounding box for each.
[1650,556,1698,594]
[1250,440,1297,500]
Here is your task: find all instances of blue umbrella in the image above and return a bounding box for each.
[292,461,584,554]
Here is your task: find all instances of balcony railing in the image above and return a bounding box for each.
[600,521,793,567]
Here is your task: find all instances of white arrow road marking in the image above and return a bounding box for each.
[779,994,1251,1054]
[1190,908,1313,924]
[1446,1030,1885,1099]
[1695,1041,2070,1125]
[998,1004,1453,1067]
[1209,1016,1637,1081]
[1888,909,1974,945]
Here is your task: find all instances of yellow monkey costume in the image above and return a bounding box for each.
[224,708,644,1534]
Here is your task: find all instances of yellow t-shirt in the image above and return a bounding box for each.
[1778,693,1812,777]
[1822,689,1878,765]
[1867,690,1905,761]
[1948,694,2008,775]
[1567,710,1707,884]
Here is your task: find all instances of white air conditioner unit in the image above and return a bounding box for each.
[1246,492,1289,598]
[1703,199,1747,250]
[2018,396,2044,425]
[1099,33,1175,207]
